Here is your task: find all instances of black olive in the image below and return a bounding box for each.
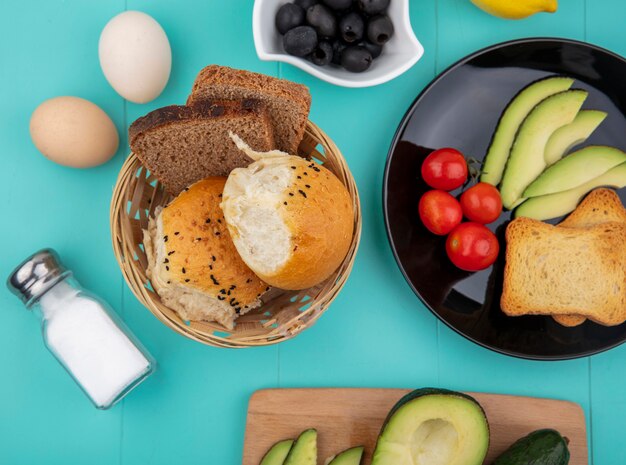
[322,0,352,10]
[367,14,394,45]
[341,45,373,72]
[339,12,365,43]
[275,3,305,34]
[295,0,318,9]
[358,0,390,15]
[283,26,318,57]
[306,4,337,37]
[309,41,333,66]
[357,40,383,58]
[331,40,347,65]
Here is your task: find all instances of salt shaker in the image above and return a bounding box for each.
[7,249,155,409]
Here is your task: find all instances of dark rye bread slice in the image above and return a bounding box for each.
[129,99,275,195]
[187,65,311,154]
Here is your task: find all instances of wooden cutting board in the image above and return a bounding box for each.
[243,388,587,465]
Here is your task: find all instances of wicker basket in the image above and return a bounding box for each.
[110,121,362,348]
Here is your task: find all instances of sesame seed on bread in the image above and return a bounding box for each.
[143,177,267,329]
[187,65,311,154]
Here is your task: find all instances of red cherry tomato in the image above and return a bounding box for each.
[446,222,500,271]
[418,190,463,236]
[460,182,503,224]
[421,148,468,191]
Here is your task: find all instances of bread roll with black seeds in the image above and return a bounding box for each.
[143,177,267,329]
[221,134,354,290]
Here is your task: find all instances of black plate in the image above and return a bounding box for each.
[383,38,626,360]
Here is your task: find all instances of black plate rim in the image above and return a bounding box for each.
[383,37,626,361]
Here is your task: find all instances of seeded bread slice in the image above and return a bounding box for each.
[187,65,311,154]
[552,188,626,327]
[129,99,275,195]
[501,217,626,326]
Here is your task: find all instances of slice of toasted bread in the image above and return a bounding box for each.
[129,99,275,195]
[187,65,311,154]
[501,217,626,326]
[553,189,626,326]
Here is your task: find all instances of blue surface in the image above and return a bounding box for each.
[0,1,624,463]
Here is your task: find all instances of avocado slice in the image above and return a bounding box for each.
[515,162,626,220]
[284,429,317,465]
[327,446,364,465]
[481,76,574,186]
[524,145,626,197]
[371,388,489,465]
[544,110,607,166]
[260,439,294,465]
[499,89,588,209]
[492,429,570,465]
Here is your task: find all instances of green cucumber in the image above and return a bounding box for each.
[492,429,570,465]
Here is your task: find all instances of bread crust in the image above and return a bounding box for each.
[552,188,626,327]
[129,98,268,143]
[223,156,354,290]
[129,99,275,195]
[160,177,267,310]
[501,217,626,325]
[187,65,311,153]
[275,157,354,290]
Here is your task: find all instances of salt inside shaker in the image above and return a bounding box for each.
[7,249,155,409]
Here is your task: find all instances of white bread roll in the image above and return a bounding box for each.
[143,177,267,329]
[221,134,354,290]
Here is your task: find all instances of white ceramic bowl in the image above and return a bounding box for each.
[253,0,423,88]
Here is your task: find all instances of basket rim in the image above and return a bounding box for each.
[110,120,362,348]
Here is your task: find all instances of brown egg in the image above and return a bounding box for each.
[30,96,119,168]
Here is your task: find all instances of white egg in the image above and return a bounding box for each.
[99,11,171,104]
[30,96,119,168]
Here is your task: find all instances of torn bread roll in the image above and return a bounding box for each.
[143,177,267,329]
[221,134,354,290]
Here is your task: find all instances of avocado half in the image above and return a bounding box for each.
[371,388,489,465]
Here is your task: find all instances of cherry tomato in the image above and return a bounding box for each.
[460,182,503,224]
[418,190,463,236]
[421,148,468,191]
[446,222,499,271]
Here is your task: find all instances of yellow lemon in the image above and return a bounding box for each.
[470,0,558,19]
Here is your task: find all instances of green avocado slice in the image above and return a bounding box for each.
[260,439,294,465]
[481,76,574,186]
[492,429,570,465]
[499,89,588,209]
[515,162,626,221]
[544,110,607,166]
[524,145,626,197]
[327,446,364,465]
[284,429,317,465]
[371,388,489,465]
